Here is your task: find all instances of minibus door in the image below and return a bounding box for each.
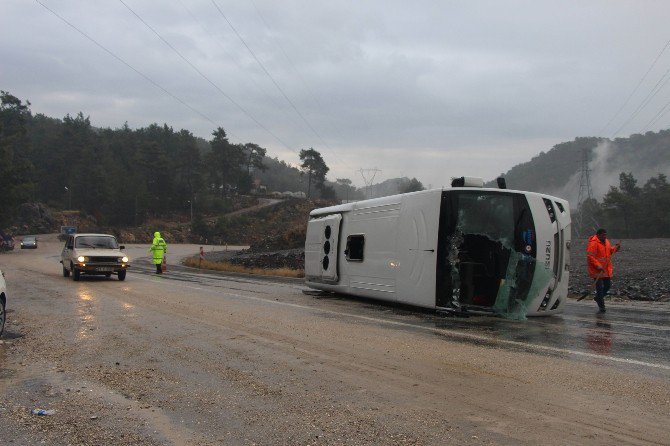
[305,214,342,282]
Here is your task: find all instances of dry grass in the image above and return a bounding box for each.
[183,257,304,278]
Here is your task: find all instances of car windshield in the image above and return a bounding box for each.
[24,237,35,242]
[75,236,118,249]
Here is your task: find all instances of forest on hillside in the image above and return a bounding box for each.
[6,88,667,238]
[489,131,670,238]
[492,132,670,202]
[574,172,670,238]
[0,90,317,227]
[0,91,425,230]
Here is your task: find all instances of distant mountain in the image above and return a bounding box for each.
[487,130,670,207]
[362,177,425,199]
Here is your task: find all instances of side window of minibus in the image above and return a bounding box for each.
[345,235,365,261]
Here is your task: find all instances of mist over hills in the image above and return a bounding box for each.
[488,130,670,207]
[263,128,670,205]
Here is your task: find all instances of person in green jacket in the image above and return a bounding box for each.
[149,231,167,274]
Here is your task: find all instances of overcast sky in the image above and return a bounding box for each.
[2,0,670,188]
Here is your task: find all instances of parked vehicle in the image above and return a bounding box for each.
[0,234,15,252]
[305,177,571,317]
[20,235,38,249]
[60,233,130,281]
[0,270,7,336]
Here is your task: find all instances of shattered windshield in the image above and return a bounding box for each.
[75,236,119,249]
[437,191,543,319]
[456,194,515,245]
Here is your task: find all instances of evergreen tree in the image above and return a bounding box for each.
[207,128,245,196]
[299,148,328,198]
[0,91,35,226]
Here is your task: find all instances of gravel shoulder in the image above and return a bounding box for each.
[568,238,670,301]
[0,238,668,445]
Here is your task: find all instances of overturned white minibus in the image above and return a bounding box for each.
[304,178,571,317]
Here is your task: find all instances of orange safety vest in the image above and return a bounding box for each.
[586,235,618,278]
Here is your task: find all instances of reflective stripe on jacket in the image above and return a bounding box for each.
[586,235,617,278]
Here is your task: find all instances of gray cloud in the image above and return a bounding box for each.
[2,0,670,188]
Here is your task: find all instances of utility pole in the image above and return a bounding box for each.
[577,148,593,206]
[359,168,382,199]
[64,186,72,210]
[575,148,596,236]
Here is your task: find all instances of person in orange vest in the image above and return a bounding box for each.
[586,228,621,313]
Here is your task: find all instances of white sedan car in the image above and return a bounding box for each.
[60,233,130,281]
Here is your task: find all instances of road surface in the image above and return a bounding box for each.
[0,236,668,445]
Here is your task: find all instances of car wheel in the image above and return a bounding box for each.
[0,298,6,336]
[72,265,81,281]
[63,266,70,277]
[118,270,127,281]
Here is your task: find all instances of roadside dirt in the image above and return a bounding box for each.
[0,238,669,445]
[568,238,670,301]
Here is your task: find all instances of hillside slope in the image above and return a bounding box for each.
[489,130,670,205]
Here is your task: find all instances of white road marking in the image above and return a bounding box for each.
[132,274,670,372]
[561,314,670,332]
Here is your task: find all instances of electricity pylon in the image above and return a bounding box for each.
[575,148,597,236]
[359,168,382,199]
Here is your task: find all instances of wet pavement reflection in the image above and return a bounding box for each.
[585,317,612,354]
[129,259,670,373]
[419,302,669,371]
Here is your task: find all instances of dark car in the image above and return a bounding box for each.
[20,235,38,249]
[0,233,14,252]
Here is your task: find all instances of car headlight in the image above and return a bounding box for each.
[77,256,86,263]
[120,256,129,263]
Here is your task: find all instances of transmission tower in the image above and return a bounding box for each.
[359,168,382,199]
[577,148,594,205]
[575,148,597,236]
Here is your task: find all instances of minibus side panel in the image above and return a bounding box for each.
[395,191,441,308]
[339,199,401,300]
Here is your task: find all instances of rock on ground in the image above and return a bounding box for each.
[568,238,670,301]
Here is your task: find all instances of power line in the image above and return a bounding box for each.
[176,0,292,121]
[600,37,670,135]
[210,0,352,170]
[117,0,296,152]
[248,0,329,125]
[641,100,670,132]
[611,64,670,137]
[33,0,227,135]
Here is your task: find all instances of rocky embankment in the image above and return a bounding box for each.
[568,238,670,302]
[202,246,304,272]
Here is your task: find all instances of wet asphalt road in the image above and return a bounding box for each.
[130,258,670,377]
[1,239,669,444]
